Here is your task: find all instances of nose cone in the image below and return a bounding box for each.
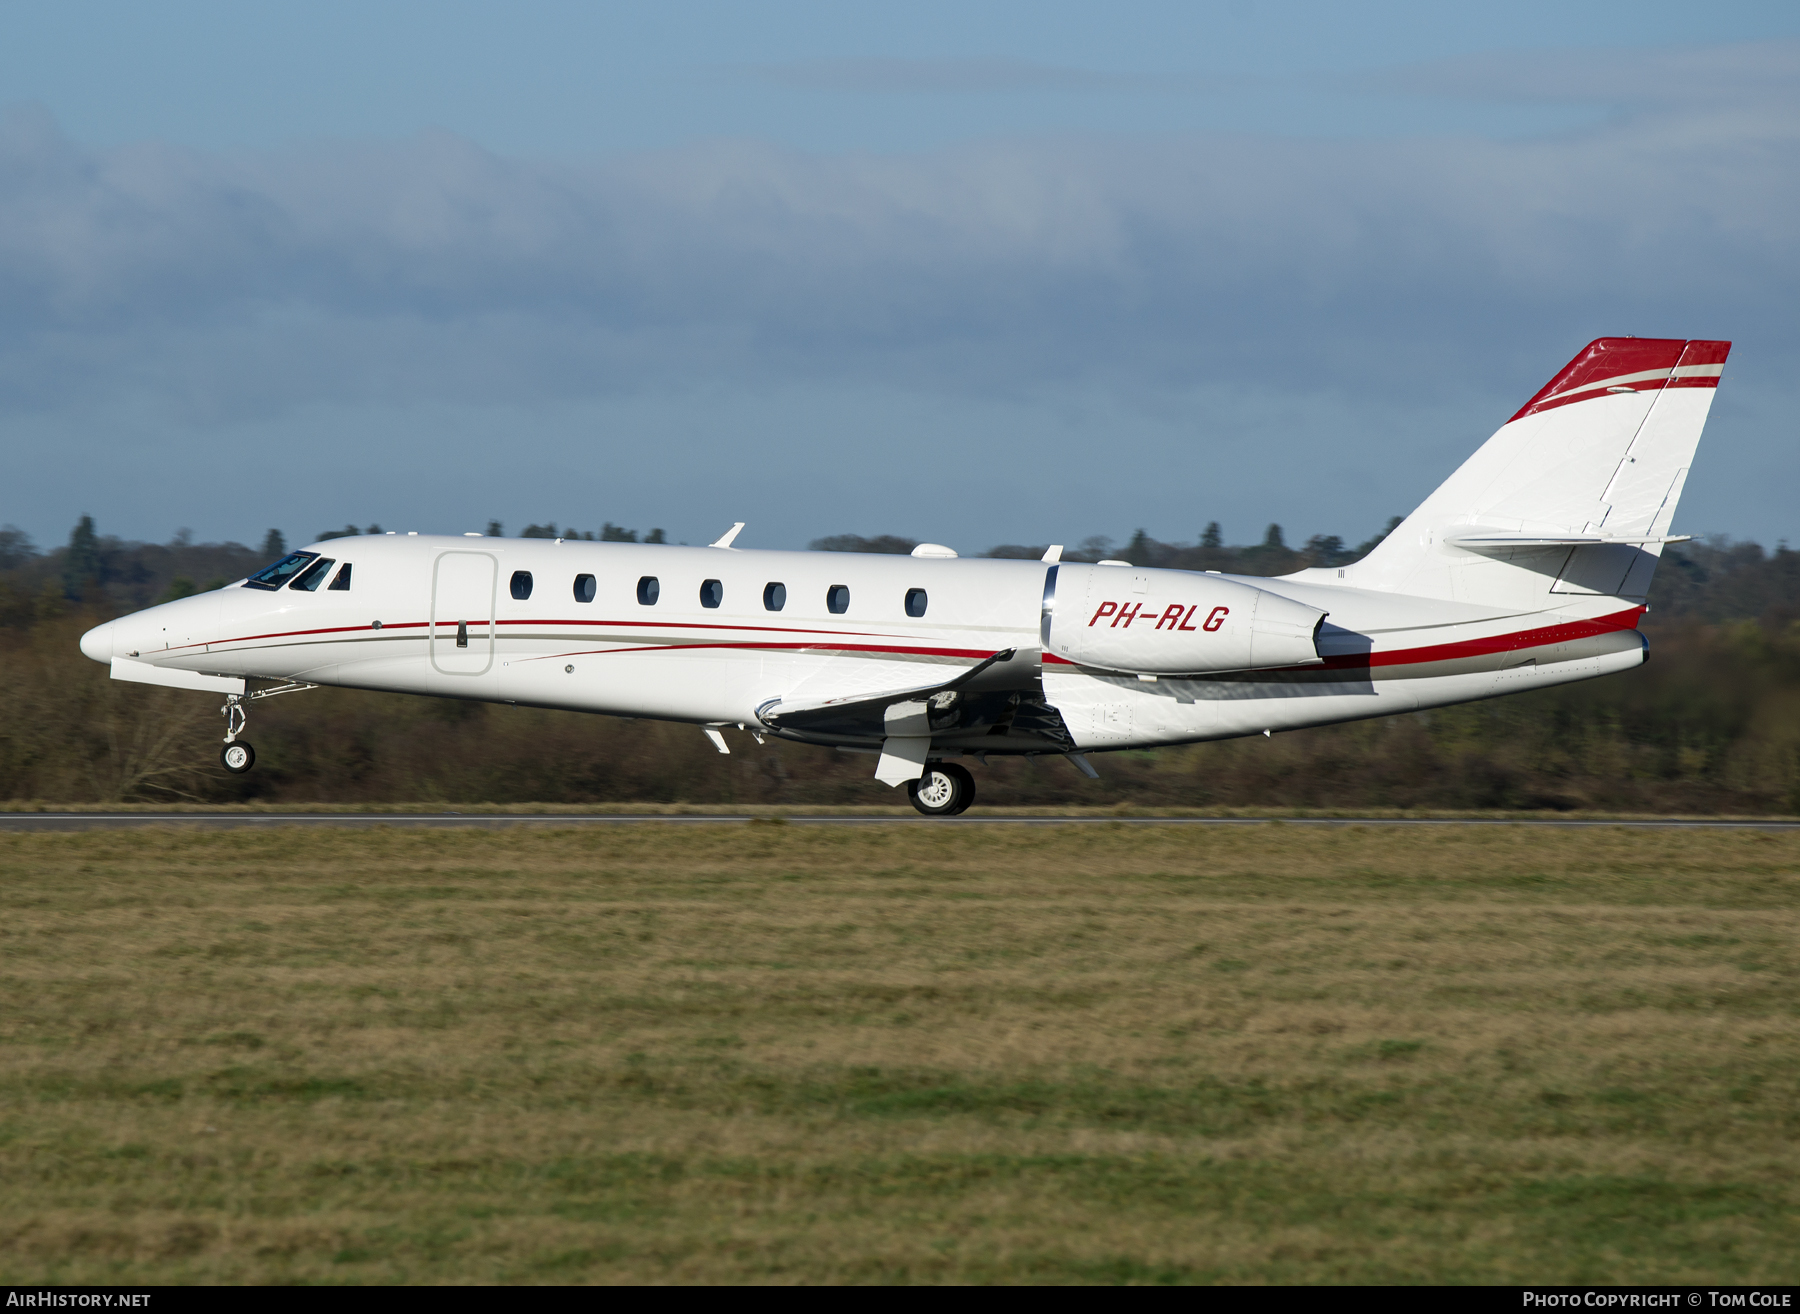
[79,621,115,664]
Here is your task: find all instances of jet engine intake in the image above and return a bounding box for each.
[1043,564,1326,675]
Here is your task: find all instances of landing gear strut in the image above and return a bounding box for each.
[908,761,975,817]
[217,681,317,774]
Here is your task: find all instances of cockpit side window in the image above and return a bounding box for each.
[327,563,352,591]
[289,557,337,591]
[243,552,317,591]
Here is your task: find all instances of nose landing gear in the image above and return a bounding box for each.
[217,681,317,774]
[220,694,256,773]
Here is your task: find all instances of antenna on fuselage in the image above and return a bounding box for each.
[710,523,746,549]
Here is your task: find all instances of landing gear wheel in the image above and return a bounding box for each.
[220,741,256,774]
[942,762,975,815]
[908,762,975,817]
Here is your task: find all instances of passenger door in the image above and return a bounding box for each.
[430,551,497,676]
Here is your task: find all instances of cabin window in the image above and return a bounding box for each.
[763,582,786,612]
[510,570,533,600]
[700,578,723,609]
[574,573,596,604]
[327,563,352,591]
[905,588,928,618]
[637,575,659,605]
[827,584,850,614]
[243,552,316,591]
[289,557,337,591]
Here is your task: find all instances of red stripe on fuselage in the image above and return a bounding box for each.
[183,616,906,655]
[539,641,1002,662]
[181,607,1645,676]
[1345,605,1643,670]
[493,618,896,637]
[1042,608,1645,676]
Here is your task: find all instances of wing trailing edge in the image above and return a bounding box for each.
[756,647,1020,732]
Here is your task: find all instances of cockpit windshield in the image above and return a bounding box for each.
[243,552,317,591]
[289,557,337,591]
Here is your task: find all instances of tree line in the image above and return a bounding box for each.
[4,515,1800,809]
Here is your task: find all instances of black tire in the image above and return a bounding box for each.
[944,762,976,815]
[220,741,256,774]
[907,761,973,817]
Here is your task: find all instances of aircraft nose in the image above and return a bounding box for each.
[79,621,115,664]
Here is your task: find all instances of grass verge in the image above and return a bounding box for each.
[1,823,1796,1283]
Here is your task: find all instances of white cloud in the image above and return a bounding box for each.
[0,39,1795,429]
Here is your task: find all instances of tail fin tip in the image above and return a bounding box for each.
[1510,337,1731,422]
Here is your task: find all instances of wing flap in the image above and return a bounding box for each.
[756,648,1020,732]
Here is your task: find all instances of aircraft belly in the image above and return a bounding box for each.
[1047,671,1413,748]
[493,633,1032,725]
[1046,625,1644,749]
[501,647,752,722]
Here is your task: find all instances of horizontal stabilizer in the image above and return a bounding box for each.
[1448,532,1693,554]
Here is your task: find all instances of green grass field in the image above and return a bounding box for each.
[1,822,1796,1284]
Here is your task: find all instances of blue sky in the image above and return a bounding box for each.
[3,2,1798,552]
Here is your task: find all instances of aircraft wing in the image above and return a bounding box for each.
[755,647,1073,751]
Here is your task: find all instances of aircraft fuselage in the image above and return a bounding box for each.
[79,532,1646,756]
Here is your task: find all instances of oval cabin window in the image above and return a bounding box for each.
[637,576,659,606]
[763,582,786,612]
[700,579,723,609]
[905,588,928,618]
[573,573,596,604]
[510,570,533,601]
[827,584,850,614]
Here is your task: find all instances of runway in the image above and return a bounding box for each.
[4,812,1799,831]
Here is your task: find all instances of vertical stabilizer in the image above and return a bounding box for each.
[1347,338,1730,605]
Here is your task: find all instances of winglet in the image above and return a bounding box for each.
[710,523,746,549]
[1041,544,1063,563]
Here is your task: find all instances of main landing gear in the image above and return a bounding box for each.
[908,761,975,817]
[217,681,317,774]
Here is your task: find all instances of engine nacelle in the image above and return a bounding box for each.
[1043,563,1326,675]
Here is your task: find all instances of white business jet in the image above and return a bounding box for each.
[79,337,1729,815]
